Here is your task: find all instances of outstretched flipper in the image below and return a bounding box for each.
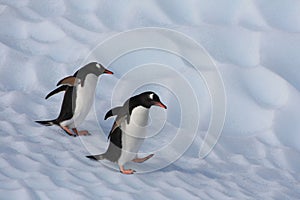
[45,76,81,99]
[104,106,122,120]
[56,76,81,87]
[105,104,131,124]
[45,85,68,99]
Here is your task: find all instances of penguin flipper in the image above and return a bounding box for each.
[45,85,68,99]
[56,76,81,87]
[104,106,123,120]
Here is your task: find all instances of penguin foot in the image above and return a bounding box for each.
[78,130,90,136]
[119,166,136,174]
[132,154,154,163]
[60,126,77,137]
[72,128,90,136]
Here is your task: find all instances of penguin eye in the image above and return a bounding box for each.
[96,63,101,69]
[149,93,154,100]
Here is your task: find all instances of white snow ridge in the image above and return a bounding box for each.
[1,1,300,199]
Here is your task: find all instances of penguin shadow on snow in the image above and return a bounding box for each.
[86,91,168,175]
[35,62,114,137]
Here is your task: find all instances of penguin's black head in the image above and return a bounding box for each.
[136,91,167,109]
[77,62,114,77]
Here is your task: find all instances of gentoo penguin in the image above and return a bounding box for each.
[86,91,167,174]
[35,62,113,137]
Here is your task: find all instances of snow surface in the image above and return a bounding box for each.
[1,0,300,199]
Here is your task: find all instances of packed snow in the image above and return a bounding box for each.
[0,0,300,199]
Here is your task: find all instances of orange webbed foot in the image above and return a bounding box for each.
[72,128,90,136]
[132,154,154,163]
[119,166,136,174]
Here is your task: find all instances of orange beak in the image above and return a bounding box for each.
[104,69,114,74]
[155,102,167,109]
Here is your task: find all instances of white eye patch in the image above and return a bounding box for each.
[149,93,154,100]
[96,63,101,68]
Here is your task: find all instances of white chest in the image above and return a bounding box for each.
[118,106,150,165]
[73,74,98,122]
[123,106,149,137]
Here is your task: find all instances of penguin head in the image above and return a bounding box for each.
[77,62,114,77]
[136,91,167,109]
[89,62,114,76]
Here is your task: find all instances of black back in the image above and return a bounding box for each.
[101,127,122,162]
[55,86,77,123]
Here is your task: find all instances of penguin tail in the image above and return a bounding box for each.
[86,154,105,161]
[35,120,57,126]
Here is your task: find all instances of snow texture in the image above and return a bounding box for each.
[0,0,300,199]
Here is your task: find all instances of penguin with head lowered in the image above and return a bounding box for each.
[87,91,167,174]
[36,62,113,137]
